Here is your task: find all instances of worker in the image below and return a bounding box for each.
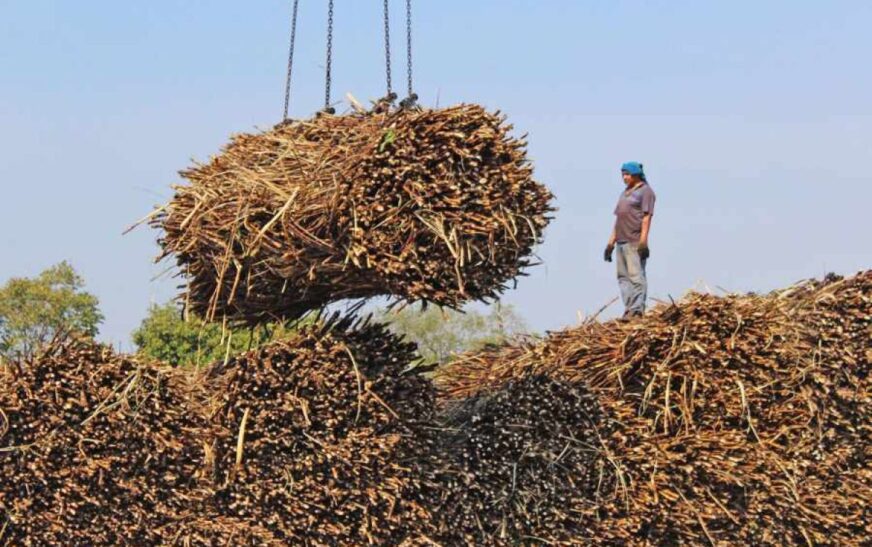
[604,162,656,319]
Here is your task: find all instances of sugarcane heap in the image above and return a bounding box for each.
[3,272,868,544]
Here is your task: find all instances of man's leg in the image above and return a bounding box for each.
[615,243,634,314]
[622,243,648,315]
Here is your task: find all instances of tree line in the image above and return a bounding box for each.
[0,262,528,366]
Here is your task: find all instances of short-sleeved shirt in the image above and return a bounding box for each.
[614,183,656,243]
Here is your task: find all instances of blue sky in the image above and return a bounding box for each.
[2,0,870,348]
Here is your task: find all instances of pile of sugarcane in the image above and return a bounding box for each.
[2,271,869,545]
[424,374,616,544]
[192,316,439,544]
[152,104,553,324]
[436,270,872,544]
[0,319,441,545]
[0,340,207,545]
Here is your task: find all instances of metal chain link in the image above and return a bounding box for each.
[282,0,301,120]
[383,0,393,96]
[324,0,334,111]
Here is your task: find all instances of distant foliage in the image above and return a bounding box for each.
[131,303,304,368]
[377,303,528,365]
[0,261,103,361]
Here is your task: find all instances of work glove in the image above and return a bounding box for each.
[638,243,650,260]
[604,244,615,262]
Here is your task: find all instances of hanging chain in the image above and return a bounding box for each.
[383,0,393,97]
[282,0,301,120]
[400,0,417,107]
[406,0,413,96]
[324,0,335,112]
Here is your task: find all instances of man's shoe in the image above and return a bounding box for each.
[620,310,644,322]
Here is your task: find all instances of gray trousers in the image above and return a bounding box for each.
[616,242,647,315]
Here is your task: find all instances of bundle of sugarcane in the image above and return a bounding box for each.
[162,515,283,546]
[151,104,553,324]
[435,270,872,545]
[0,340,208,545]
[193,316,440,544]
[422,374,616,545]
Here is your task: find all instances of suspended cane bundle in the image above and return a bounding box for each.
[153,104,553,324]
[435,270,872,545]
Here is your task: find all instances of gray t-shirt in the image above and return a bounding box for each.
[614,183,656,243]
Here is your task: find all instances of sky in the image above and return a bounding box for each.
[1,0,870,349]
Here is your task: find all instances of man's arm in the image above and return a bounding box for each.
[640,214,652,246]
[604,226,617,262]
[638,214,653,259]
[641,186,656,244]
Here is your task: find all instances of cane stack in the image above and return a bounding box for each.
[1,272,869,544]
[153,104,553,324]
[191,316,440,544]
[426,374,616,544]
[0,340,206,545]
[436,270,872,544]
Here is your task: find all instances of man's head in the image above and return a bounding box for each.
[621,161,645,186]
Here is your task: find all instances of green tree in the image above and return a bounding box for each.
[132,302,300,368]
[0,261,104,361]
[378,303,528,366]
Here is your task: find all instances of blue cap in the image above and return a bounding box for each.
[621,162,645,176]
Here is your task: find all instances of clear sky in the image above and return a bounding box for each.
[2,0,870,348]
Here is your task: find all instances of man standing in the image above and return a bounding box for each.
[604,162,656,319]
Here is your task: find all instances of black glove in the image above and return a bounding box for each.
[638,243,650,260]
[604,244,615,262]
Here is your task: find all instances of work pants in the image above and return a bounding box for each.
[616,242,647,315]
